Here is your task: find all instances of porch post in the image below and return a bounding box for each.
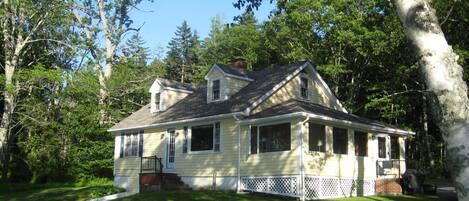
[299,118,308,201]
[234,115,242,193]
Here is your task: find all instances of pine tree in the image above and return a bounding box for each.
[165,21,201,83]
[122,32,150,66]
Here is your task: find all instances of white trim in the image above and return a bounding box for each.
[233,114,242,193]
[187,122,222,154]
[108,112,244,132]
[243,62,310,115]
[165,128,176,170]
[165,87,193,94]
[299,117,309,201]
[205,64,254,82]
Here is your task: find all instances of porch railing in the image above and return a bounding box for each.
[140,155,163,174]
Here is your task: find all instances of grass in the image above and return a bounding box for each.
[115,190,443,201]
[0,178,124,201]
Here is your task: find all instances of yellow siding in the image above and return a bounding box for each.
[240,119,301,176]
[303,122,377,178]
[252,73,339,114]
[174,118,238,176]
[161,90,189,111]
[226,77,249,97]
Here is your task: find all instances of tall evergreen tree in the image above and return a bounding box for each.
[122,32,150,66]
[165,21,200,83]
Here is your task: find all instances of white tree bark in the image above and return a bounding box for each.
[394,0,469,200]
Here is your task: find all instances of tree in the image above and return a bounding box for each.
[122,32,150,66]
[0,0,72,181]
[165,21,200,83]
[394,0,469,199]
[73,0,148,124]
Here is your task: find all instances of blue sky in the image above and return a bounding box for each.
[128,0,275,59]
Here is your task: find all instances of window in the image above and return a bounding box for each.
[121,131,143,157]
[250,126,258,154]
[354,131,368,157]
[390,136,400,159]
[190,122,221,152]
[212,80,220,100]
[378,137,387,158]
[154,93,160,110]
[259,123,291,153]
[309,123,325,152]
[183,126,188,153]
[300,77,309,98]
[333,127,348,155]
[214,122,220,151]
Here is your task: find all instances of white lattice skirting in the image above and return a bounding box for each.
[304,176,375,200]
[240,175,375,200]
[240,176,299,197]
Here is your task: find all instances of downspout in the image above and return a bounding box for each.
[233,114,242,193]
[299,116,310,201]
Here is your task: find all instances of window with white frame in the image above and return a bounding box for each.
[333,127,348,155]
[212,80,220,100]
[190,122,220,152]
[120,131,143,158]
[183,126,188,153]
[154,93,161,110]
[250,123,291,154]
[308,123,326,152]
[378,137,387,158]
[300,76,309,99]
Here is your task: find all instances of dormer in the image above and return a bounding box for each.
[204,59,254,103]
[149,78,194,113]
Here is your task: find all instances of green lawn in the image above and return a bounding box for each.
[0,180,124,201]
[115,191,443,201]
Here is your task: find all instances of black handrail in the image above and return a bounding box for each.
[140,155,163,174]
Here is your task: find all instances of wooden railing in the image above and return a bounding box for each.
[140,155,163,174]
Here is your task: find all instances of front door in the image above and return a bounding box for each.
[166,128,176,170]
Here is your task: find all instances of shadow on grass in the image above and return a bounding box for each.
[0,184,123,201]
[116,190,296,201]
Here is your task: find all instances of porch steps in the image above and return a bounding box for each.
[140,173,190,192]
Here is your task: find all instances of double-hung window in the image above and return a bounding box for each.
[120,131,144,158]
[190,122,221,152]
[309,123,326,152]
[300,77,309,99]
[250,123,291,154]
[378,137,387,158]
[154,93,160,110]
[333,127,348,155]
[212,80,220,100]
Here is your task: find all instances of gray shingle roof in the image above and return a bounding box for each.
[110,61,409,134]
[110,61,307,130]
[156,78,196,91]
[247,99,404,131]
[215,64,255,80]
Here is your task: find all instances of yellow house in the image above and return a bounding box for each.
[109,60,414,200]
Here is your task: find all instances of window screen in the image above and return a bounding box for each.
[354,131,368,157]
[333,127,348,154]
[309,123,326,152]
[378,137,387,158]
[259,123,291,153]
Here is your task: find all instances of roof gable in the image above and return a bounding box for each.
[204,64,254,81]
[244,61,347,115]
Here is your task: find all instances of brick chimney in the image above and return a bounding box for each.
[229,58,248,70]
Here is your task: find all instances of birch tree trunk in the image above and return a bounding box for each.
[394,0,469,200]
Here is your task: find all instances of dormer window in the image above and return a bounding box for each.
[212,80,220,100]
[300,77,309,99]
[154,93,161,111]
